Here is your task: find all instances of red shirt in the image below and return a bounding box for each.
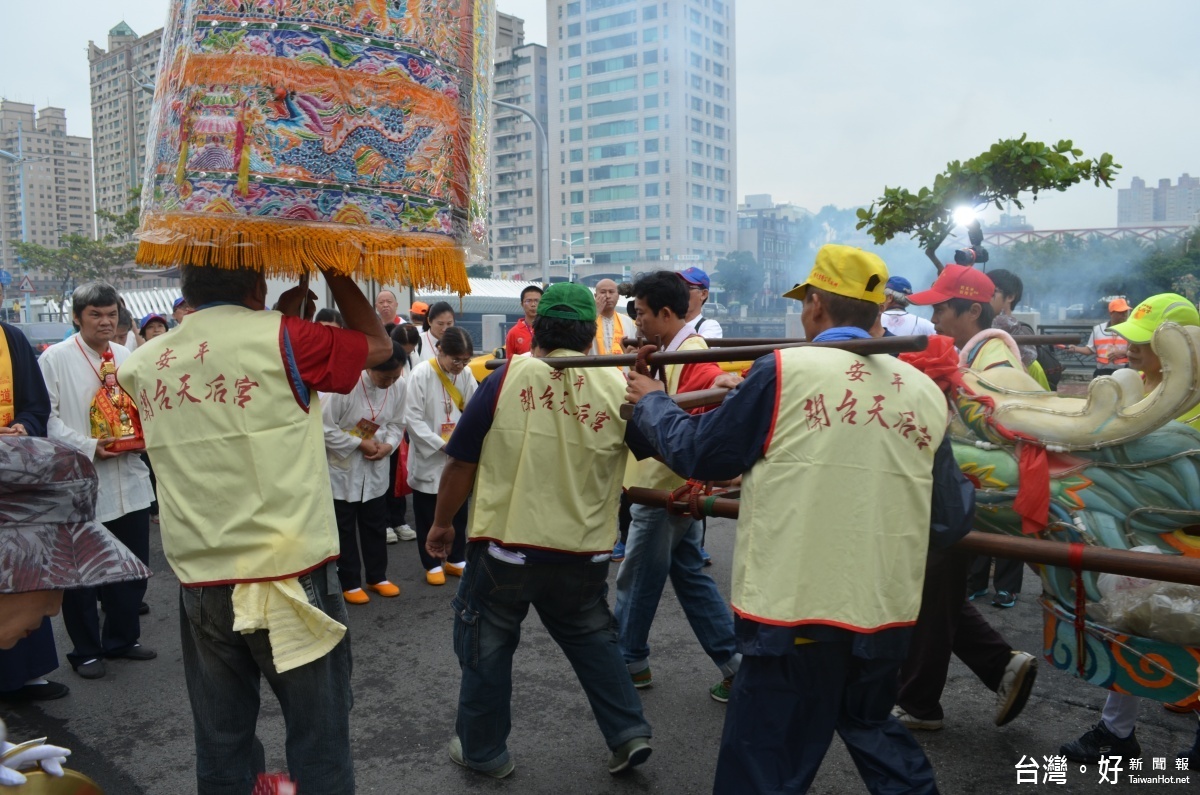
[505,318,534,356]
[280,316,368,407]
[677,361,725,414]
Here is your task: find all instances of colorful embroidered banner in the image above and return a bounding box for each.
[137,0,495,293]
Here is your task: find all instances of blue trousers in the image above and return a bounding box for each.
[0,618,58,692]
[714,643,940,795]
[178,563,354,795]
[452,541,651,773]
[615,504,739,676]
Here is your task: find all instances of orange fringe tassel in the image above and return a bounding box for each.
[136,213,471,295]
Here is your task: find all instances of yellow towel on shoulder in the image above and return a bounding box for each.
[231,578,346,673]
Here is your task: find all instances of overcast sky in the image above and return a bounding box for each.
[3,1,1196,231]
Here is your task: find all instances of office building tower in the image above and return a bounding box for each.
[491,13,549,277]
[89,22,163,235]
[547,0,737,282]
[0,102,94,291]
[1118,175,1200,227]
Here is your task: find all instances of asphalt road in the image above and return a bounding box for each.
[3,518,1196,794]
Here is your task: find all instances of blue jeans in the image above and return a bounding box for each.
[179,563,354,795]
[615,504,740,677]
[452,542,651,773]
[715,644,939,795]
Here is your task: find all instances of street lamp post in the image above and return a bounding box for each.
[493,99,550,286]
[552,236,589,283]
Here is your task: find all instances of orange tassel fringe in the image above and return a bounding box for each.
[136,213,471,294]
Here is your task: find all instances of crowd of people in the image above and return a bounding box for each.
[1,251,1198,793]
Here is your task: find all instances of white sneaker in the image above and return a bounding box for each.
[397,524,417,541]
[995,651,1038,726]
[385,527,398,544]
[891,705,943,731]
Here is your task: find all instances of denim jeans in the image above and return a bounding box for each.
[179,563,354,795]
[615,504,740,677]
[452,541,651,773]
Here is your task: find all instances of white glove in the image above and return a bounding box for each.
[0,738,71,786]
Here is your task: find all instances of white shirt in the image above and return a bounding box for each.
[416,329,440,363]
[686,315,723,339]
[321,373,407,503]
[881,309,936,337]
[123,330,139,351]
[39,334,154,523]
[401,359,477,493]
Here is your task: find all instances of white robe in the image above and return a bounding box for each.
[39,334,153,523]
[321,373,407,503]
[400,359,476,493]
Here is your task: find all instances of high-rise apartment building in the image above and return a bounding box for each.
[89,22,164,235]
[1118,175,1200,227]
[547,0,736,282]
[737,194,812,296]
[0,102,94,291]
[490,14,549,277]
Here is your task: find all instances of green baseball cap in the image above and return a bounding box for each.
[1109,292,1200,344]
[537,282,597,321]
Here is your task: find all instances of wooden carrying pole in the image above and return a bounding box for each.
[623,334,1083,349]
[485,335,930,370]
[623,488,1200,587]
[619,387,729,419]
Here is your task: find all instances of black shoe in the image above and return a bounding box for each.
[1060,721,1141,763]
[139,601,150,615]
[74,659,107,680]
[0,681,70,702]
[992,591,1017,609]
[107,643,157,661]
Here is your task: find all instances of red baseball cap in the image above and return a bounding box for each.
[907,265,995,306]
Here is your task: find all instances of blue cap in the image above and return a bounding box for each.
[139,313,168,333]
[172,296,187,310]
[678,267,710,289]
[885,276,913,295]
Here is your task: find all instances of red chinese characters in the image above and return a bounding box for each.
[156,348,177,371]
[176,374,202,404]
[804,394,831,431]
[845,361,870,382]
[194,341,210,364]
[234,376,260,408]
[835,389,858,425]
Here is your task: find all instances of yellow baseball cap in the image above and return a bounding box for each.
[1109,292,1200,344]
[783,244,889,305]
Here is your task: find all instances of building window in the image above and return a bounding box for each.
[570,190,584,204]
[589,185,639,202]
[590,206,640,223]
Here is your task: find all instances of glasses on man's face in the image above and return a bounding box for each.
[522,299,539,305]
[448,357,472,366]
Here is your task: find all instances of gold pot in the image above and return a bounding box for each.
[9,769,103,794]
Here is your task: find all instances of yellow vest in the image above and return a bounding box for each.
[735,348,948,630]
[594,312,629,356]
[118,305,339,585]
[469,351,628,553]
[623,334,709,491]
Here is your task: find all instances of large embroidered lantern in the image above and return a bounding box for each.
[136,0,496,294]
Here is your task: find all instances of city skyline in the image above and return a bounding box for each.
[2,1,1197,233]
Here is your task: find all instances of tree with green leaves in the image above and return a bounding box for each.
[465,263,493,279]
[712,251,765,307]
[12,187,141,300]
[855,137,1121,272]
